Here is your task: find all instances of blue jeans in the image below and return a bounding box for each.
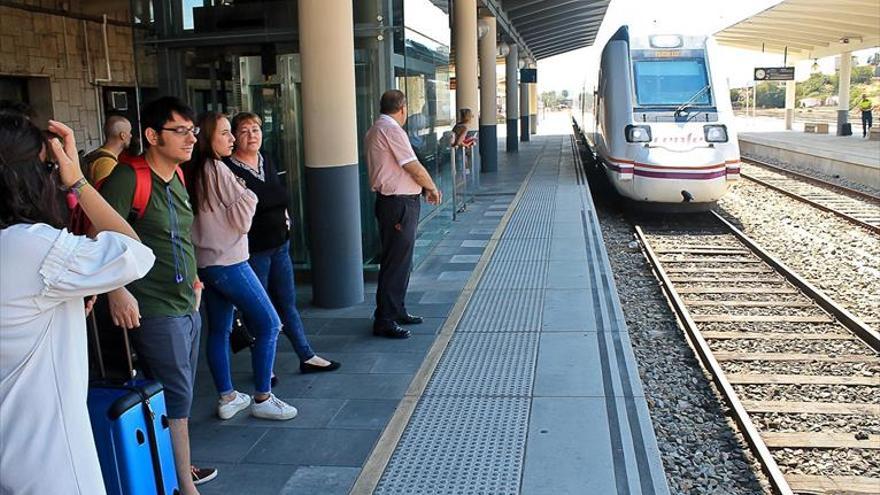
[248,240,315,361]
[200,261,281,396]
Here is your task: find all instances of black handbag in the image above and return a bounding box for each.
[229,309,255,353]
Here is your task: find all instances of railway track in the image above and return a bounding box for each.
[739,157,880,233]
[635,212,880,495]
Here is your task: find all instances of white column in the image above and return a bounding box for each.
[837,51,852,135]
[478,16,497,172]
[454,0,479,130]
[298,0,364,307]
[529,75,537,134]
[519,60,529,142]
[784,80,796,130]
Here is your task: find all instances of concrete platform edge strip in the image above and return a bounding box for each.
[348,148,543,495]
[578,160,672,494]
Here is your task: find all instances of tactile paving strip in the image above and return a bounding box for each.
[456,288,543,332]
[374,396,529,495]
[424,332,539,397]
[492,238,551,261]
[479,260,547,289]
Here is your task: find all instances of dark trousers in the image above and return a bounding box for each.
[862,111,873,137]
[375,193,420,326]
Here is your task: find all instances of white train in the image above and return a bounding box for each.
[574,26,740,208]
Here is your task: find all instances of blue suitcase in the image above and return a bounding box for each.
[86,313,180,495]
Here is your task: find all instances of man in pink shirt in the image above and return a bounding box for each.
[365,89,441,338]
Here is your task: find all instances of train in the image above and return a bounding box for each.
[573,26,740,209]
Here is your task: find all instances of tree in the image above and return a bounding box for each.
[540,90,559,109]
[561,89,569,99]
[755,82,784,108]
[868,52,880,66]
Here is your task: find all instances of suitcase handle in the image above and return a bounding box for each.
[88,295,136,380]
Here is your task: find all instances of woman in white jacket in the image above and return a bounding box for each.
[0,114,155,494]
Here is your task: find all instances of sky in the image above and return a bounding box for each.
[536,0,880,94]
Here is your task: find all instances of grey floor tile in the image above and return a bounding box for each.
[437,270,472,281]
[328,399,400,429]
[244,428,381,466]
[190,424,269,464]
[551,221,586,238]
[316,317,374,335]
[301,373,412,400]
[450,254,482,263]
[549,237,588,261]
[198,462,299,495]
[418,290,461,304]
[522,398,616,495]
[534,332,605,397]
[461,239,489,248]
[369,352,429,373]
[546,260,591,289]
[542,289,595,331]
[337,333,436,354]
[279,466,361,495]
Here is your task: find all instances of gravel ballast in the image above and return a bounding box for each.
[594,198,771,494]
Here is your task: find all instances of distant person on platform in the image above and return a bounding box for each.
[365,89,442,339]
[83,115,132,183]
[855,93,876,138]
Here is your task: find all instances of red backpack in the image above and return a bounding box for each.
[70,154,185,235]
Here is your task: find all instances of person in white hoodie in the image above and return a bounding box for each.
[185,112,297,422]
[0,114,155,495]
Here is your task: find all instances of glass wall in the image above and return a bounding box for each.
[397,0,454,222]
[129,0,455,269]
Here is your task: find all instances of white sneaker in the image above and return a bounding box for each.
[251,393,298,421]
[217,391,252,420]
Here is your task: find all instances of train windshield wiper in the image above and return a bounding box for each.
[673,84,711,117]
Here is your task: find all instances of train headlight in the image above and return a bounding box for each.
[704,125,728,143]
[625,125,652,143]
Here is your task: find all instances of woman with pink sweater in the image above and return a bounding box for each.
[186,112,296,421]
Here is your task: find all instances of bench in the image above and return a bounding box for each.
[804,122,829,134]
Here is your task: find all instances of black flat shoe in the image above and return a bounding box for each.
[300,360,341,374]
[396,313,423,325]
[373,322,411,339]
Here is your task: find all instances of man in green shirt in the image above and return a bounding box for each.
[99,97,215,493]
[855,93,875,138]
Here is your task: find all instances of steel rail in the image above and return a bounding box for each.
[634,224,794,495]
[741,156,880,203]
[739,168,880,234]
[712,211,880,351]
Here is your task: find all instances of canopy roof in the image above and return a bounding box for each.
[483,0,610,60]
[715,0,880,60]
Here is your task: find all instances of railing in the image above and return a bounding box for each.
[449,142,480,220]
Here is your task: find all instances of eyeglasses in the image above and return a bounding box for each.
[161,126,200,137]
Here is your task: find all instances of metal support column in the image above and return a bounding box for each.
[299,0,364,307]
[505,44,518,152]
[478,15,497,172]
[519,65,529,142]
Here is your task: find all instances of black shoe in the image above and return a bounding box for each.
[300,360,342,374]
[373,322,411,339]
[396,313,423,325]
[192,465,218,486]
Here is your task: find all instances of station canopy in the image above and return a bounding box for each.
[483,0,611,60]
[715,0,880,60]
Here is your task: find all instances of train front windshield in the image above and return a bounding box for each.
[632,57,711,107]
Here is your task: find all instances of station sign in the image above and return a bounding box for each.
[520,68,537,83]
[754,67,795,81]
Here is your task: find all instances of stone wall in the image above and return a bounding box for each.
[0,1,138,150]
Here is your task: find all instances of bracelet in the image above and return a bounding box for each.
[67,177,89,198]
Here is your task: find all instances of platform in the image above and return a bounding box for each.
[738,130,880,187]
[189,131,669,495]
